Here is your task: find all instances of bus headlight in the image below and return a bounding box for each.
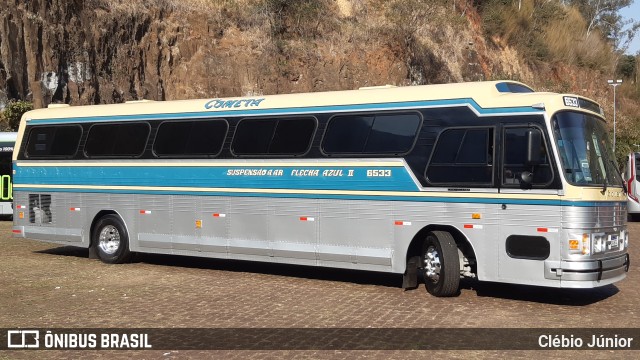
[569,233,590,255]
[592,233,606,254]
[620,230,628,250]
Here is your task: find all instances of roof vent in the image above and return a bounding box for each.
[125,99,155,104]
[358,85,397,90]
[496,82,534,93]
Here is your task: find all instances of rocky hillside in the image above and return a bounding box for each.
[0,0,628,115]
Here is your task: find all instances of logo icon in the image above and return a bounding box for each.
[7,330,40,348]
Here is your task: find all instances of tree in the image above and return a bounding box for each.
[571,0,639,51]
[617,54,636,79]
[1,100,33,131]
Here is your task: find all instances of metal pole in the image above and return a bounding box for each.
[613,84,616,152]
[608,79,622,154]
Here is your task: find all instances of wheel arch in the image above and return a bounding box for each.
[404,224,477,272]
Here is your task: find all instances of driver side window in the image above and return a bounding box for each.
[502,127,553,188]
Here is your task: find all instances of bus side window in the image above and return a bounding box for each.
[85,123,150,157]
[25,125,82,158]
[322,112,421,155]
[154,120,228,157]
[425,127,494,186]
[231,117,316,156]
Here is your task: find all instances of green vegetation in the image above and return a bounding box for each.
[0,101,33,131]
[480,0,614,69]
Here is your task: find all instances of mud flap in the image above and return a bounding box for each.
[402,256,421,290]
[89,245,98,259]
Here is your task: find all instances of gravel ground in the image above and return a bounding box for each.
[0,220,637,359]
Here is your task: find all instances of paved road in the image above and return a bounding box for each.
[0,220,638,359]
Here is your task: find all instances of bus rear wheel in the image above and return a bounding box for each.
[92,214,132,264]
[422,231,460,297]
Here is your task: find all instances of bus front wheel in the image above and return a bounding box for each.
[422,231,460,297]
[92,214,132,264]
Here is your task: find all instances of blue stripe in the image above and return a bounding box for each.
[13,185,623,207]
[29,99,539,124]
[14,166,420,192]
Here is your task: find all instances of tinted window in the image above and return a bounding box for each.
[154,120,227,156]
[232,117,315,156]
[366,114,421,153]
[85,123,150,157]
[322,113,420,154]
[457,129,489,163]
[322,115,374,153]
[25,125,82,158]
[426,128,494,185]
[232,119,276,154]
[269,119,316,154]
[503,127,552,187]
[430,129,465,164]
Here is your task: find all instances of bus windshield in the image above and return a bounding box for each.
[552,111,622,187]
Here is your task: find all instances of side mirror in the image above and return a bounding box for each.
[520,171,533,186]
[526,129,542,166]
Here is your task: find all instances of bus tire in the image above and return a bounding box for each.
[422,231,460,297]
[92,214,132,264]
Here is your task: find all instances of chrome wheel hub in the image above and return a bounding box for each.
[98,225,120,255]
[424,245,441,283]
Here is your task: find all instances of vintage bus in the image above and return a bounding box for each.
[11,81,629,297]
[0,132,17,217]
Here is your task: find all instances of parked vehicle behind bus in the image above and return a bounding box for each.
[0,132,17,217]
[623,152,640,221]
[12,81,629,297]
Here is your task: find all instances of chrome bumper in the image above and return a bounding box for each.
[545,253,630,282]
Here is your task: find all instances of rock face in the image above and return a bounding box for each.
[2,0,195,108]
[0,0,530,109]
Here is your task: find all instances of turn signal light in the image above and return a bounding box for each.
[582,234,590,255]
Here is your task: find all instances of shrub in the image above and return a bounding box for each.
[2,100,33,131]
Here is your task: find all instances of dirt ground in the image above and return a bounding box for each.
[0,219,638,359]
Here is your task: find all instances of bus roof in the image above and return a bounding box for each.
[20,80,604,123]
[0,132,17,142]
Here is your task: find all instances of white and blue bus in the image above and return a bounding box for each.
[0,132,17,217]
[12,81,629,296]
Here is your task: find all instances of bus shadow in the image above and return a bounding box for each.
[35,246,403,289]
[35,246,619,303]
[136,252,404,289]
[460,278,619,306]
[36,245,89,258]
